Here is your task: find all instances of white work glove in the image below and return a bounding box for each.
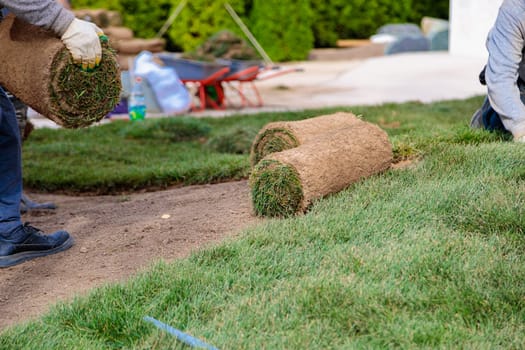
[515,135,525,143]
[61,18,104,71]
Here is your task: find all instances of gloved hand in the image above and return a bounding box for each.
[515,135,525,143]
[61,18,104,71]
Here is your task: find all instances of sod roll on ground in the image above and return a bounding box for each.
[250,120,392,217]
[0,15,121,129]
[250,112,366,166]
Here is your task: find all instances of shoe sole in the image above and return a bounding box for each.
[0,236,75,268]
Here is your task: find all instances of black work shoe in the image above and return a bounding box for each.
[0,223,74,268]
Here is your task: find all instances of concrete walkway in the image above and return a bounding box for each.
[30,51,487,127]
[255,51,486,108]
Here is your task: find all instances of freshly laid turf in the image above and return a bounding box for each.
[118,116,212,142]
[206,125,259,155]
[23,97,487,194]
[3,96,525,348]
[22,117,242,194]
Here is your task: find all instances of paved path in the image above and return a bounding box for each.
[255,52,486,108]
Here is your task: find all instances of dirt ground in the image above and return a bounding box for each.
[0,180,262,330]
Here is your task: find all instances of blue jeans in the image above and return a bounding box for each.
[480,97,507,132]
[472,77,525,133]
[0,86,22,237]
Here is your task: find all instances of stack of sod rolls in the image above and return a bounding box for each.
[73,9,123,28]
[0,15,121,129]
[249,112,392,217]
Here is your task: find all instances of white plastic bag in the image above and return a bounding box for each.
[133,51,191,114]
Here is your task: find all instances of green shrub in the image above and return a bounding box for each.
[117,0,174,40]
[310,0,450,42]
[411,0,449,21]
[72,0,176,49]
[72,0,121,10]
[167,0,249,53]
[309,0,346,47]
[250,0,314,61]
[182,30,260,61]
[74,0,449,58]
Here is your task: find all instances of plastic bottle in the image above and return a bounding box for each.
[128,76,146,121]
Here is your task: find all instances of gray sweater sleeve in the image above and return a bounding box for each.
[0,0,74,36]
[485,0,525,138]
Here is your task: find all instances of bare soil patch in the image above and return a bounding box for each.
[0,180,261,330]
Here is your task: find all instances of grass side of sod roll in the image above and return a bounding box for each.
[250,128,299,166]
[250,159,304,217]
[49,43,121,128]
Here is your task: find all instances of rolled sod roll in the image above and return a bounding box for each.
[73,9,123,28]
[112,38,166,55]
[250,112,366,166]
[104,26,134,41]
[250,122,392,217]
[0,15,121,128]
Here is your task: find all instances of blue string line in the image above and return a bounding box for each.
[143,316,219,350]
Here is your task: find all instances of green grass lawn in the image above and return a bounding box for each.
[3,96,525,349]
[23,96,493,194]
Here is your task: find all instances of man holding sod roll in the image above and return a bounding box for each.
[0,0,105,267]
[4,0,97,213]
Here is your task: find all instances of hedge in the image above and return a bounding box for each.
[73,0,176,49]
[167,0,248,53]
[73,0,449,60]
[311,0,450,47]
[249,0,313,61]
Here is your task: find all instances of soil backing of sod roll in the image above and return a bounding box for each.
[0,14,121,129]
[250,112,366,167]
[250,121,393,217]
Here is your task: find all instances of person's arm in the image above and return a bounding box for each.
[0,0,103,70]
[485,3,525,139]
[0,0,74,36]
[56,0,71,11]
